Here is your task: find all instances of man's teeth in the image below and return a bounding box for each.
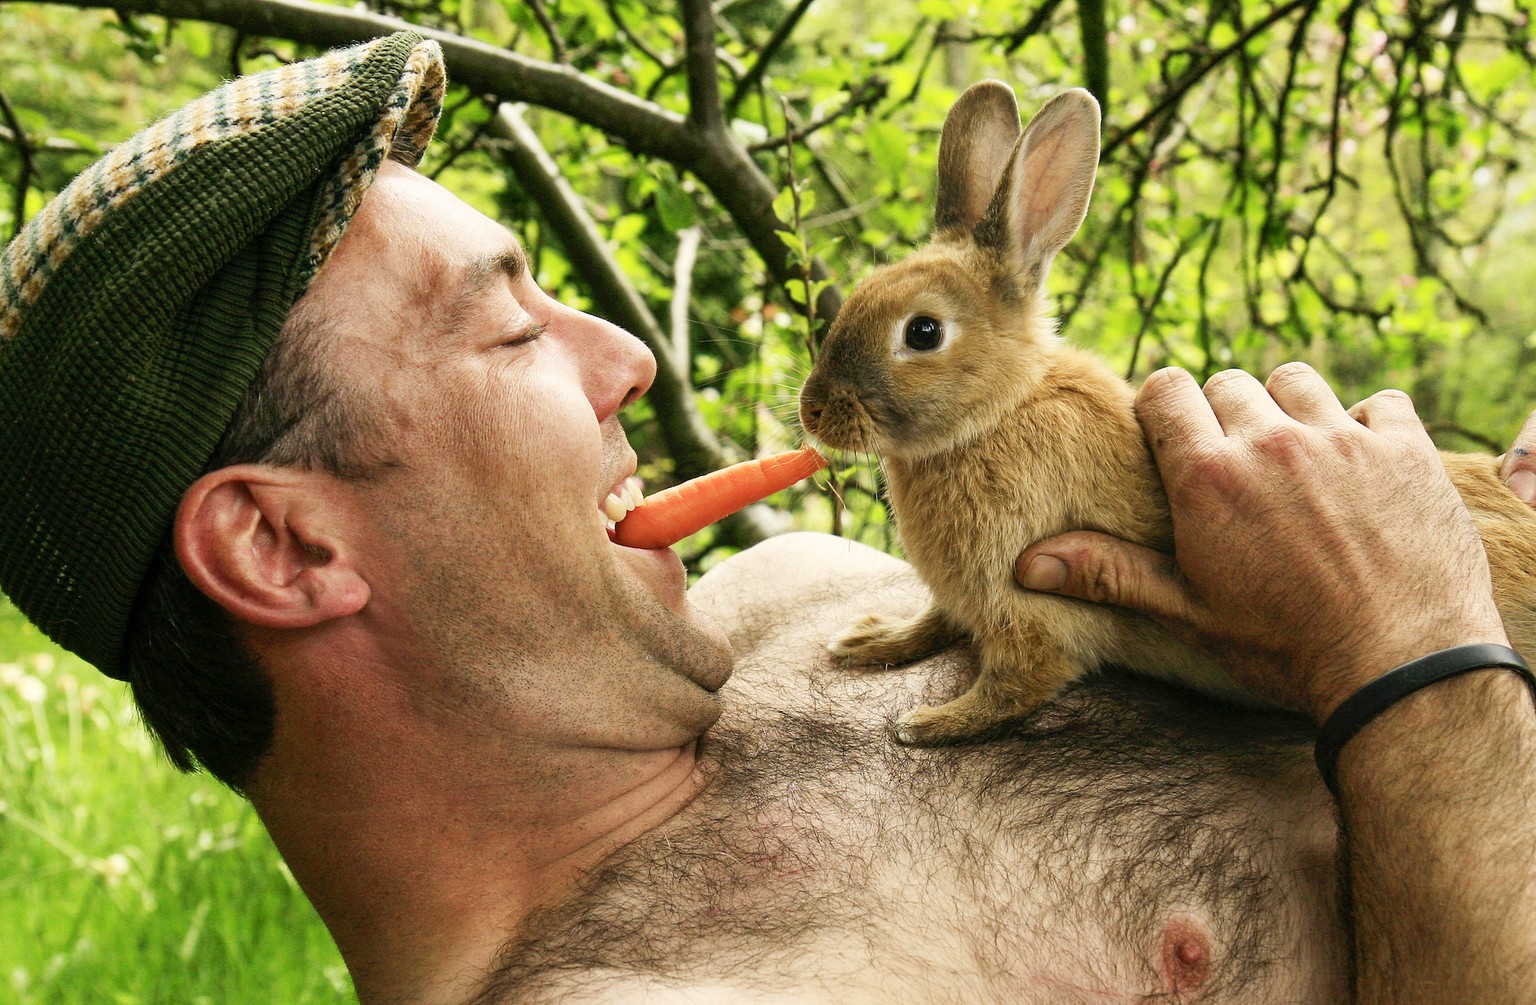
[603,477,645,525]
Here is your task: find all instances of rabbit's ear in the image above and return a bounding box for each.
[935,81,1022,234]
[980,88,1100,285]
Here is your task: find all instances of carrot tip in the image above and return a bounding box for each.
[612,447,827,550]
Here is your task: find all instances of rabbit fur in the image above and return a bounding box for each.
[798,81,1536,746]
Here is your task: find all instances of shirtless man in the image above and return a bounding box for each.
[3,34,1534,1005]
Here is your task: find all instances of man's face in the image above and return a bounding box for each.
[303,161,732,752]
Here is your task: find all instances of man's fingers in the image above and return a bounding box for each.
[1264,362,1351,428]
[1346,388,1430,443]
[1200,368,1289,435]
[1016,531,1204,628]
[1135,368,1223,469]
[1499,409,1536,506]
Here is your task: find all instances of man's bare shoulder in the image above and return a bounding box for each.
[693,532,911,604]
[691,532,924,650]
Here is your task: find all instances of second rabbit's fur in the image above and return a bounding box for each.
[798,81,1536,745]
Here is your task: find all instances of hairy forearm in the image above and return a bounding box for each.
[1337,670,1536,1003]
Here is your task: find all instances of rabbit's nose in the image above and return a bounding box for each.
[801,401,825,429]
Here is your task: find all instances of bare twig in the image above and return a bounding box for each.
[0,125,85,155]
[1193,216,1224,379]
[726,0,816,119]
[1125,219,1206,378]
[1102,0,1314,162]
[1254,0,1318,261]
[424,95,500,179]
[748,78,887,153]
[601,0,667,70]
[1425,420,1506,454]
[935,0,1064,55]
[0,88,35,241]
[63,0,695,158]
[526,0,567,63]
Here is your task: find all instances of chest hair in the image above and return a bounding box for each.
[472,674,1338,1004]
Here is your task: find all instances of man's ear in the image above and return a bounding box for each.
[174,465,371,629]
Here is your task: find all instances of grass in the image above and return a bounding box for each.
[0,597,351,1003]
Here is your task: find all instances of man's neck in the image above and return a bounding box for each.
[248,657,711,1005]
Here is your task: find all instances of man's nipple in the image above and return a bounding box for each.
[1158,913,1213,999]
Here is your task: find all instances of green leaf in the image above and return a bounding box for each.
[655,173,697,232]
[772,186,798,225]
[778,229,808,257]
[797,186,816,217]
[609,213,647,246]
[865,120,911,179]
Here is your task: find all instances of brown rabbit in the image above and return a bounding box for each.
[798,81,1536,746]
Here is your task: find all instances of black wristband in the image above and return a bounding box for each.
[1314,643,1534,797]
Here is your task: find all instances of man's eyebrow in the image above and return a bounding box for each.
[444,246,528,337]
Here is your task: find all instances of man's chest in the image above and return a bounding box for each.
[482,669,1347,1005]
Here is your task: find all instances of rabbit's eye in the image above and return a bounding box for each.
[904,315,944,351]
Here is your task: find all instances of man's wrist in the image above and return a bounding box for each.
[1315,643,1533,795]
[1330,662,1536,799]
[1306,612,1513,723]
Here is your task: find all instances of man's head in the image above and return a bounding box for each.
[0,33,446,788]
[0,36,733,792]
[170,162,734,790]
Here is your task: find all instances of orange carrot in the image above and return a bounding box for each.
[613,446,828,549]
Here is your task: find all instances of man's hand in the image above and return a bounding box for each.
[1015,362,1511,722]
[1014,365,1536,1004]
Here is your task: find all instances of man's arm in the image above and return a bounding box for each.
[1016,365,1536,1003]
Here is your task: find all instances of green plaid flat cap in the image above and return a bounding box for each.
[0,32,445,679]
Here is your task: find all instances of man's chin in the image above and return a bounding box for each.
[604,556,735,695]
[677,606,735,694]
[609,534,691,614]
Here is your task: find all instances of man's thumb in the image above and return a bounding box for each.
[1015,531,1198,624]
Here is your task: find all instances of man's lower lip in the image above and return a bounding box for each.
[608,524,648,548]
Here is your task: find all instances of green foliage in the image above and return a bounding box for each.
[0,597,347,1003]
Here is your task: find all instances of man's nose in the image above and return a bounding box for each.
[569,308,657,419]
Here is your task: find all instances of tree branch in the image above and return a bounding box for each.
[747,77,887,153]
[601,0,666,72]
[525,0,567,64]
[670,225,702,380]
[0,124,86,154]
[1076,0,1108,116]
[680,0,724,134]
[36,0,844,331]
[934,0,1063,54]
[54,0,697,161]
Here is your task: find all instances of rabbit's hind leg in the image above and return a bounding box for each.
[894,629,1080,745]
[829,604,963,670]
